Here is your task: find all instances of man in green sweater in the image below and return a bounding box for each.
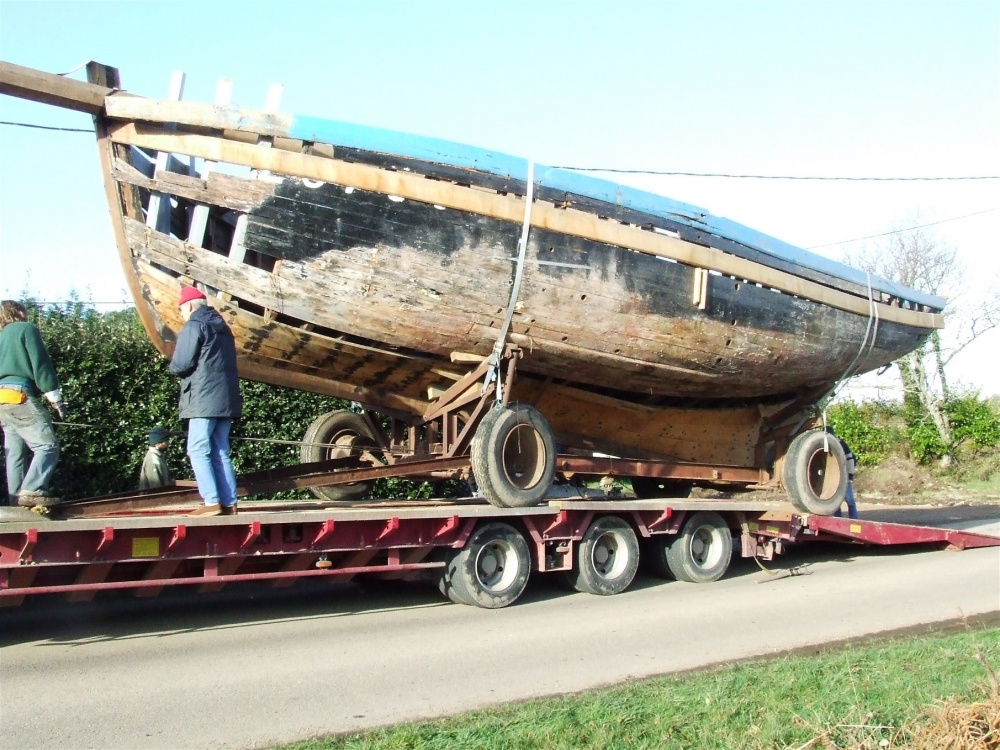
[0,301,68,507]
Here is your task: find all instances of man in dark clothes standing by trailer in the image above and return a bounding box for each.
[169,286,242,516]
[828,427,859,519]
[0,300,68,508]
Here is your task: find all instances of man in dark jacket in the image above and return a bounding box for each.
[169,286,242,516]
[0,300,68,508]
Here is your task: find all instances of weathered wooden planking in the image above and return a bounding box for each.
[138,263,448,412]
[104,94,294,138]
[238,182,926,397]
[113,157,275,213]
[512,378,766,466]
[122,171,923,400]
[124,218,483,358]
[106,122,942,330]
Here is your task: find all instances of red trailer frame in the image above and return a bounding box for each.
[2,496,997,609]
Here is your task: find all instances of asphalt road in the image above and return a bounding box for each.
[1,507,998,750]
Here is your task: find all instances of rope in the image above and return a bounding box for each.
[816,271,881,449]
[52,421,390,455]
[488,160,535,404]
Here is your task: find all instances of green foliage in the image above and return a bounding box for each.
[0,302,351,500]
[829,394,1000,467]
[825,400,899,466]
[1,302,457,501]
[903,393,1000,464]
[947,394,1000,453]
[902,398,949,464]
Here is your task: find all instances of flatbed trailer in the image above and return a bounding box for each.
[2,492,997,609]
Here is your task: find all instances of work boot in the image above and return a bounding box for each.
[17,492,61,508]
[221,504,238,516]
[190,504,222,517]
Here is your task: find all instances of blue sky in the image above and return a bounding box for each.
[1,0,997,395]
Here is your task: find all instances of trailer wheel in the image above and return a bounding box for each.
[630,477,693,499]
[442,522,531,608]
[783,429,847,515]
[471,404,556,508]
[563,516,639,596]
[300,410,381,502]
[648,511,733,583]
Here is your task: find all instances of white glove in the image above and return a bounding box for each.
[44,389,68,420]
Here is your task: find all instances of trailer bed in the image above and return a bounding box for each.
[1,495,997,608]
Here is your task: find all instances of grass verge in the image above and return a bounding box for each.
[277,623,999,750]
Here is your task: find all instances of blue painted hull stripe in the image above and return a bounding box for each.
[289,115,944,311]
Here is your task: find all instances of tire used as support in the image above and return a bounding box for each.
[782,428,848,515]
[471,403,556,508]
[300,410,381,502]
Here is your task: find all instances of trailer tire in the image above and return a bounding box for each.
[300,410,380,502]
[783,429,848,516]
[471,404,556,508]
[443,522,531,608]
[437,561,476,605]
[648,511,733,583]
[630,477,693,499]
[563,516,639,596]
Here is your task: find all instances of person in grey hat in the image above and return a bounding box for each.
[138,425,173,490]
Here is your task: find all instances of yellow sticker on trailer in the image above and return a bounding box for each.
[851,524,863,534]
[132,537,160,558]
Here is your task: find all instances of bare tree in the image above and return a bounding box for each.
[845,224,1000,464]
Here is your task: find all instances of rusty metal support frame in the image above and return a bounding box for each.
[415,346,521,459]
[554,455,767,486]
[60,455,472,518]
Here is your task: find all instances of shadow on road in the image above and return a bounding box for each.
[0,577,452,648]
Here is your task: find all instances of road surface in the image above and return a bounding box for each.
[1,506,998,749]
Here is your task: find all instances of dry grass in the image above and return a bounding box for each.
[903,650,999,750]
[796,647,1000,750]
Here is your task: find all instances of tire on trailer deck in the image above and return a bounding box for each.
[440,521,531,608]
[782,429,848,515]
[647,511,733,583]
[300,410,380,502]
[471,403,556,508]
[562,515,640,596]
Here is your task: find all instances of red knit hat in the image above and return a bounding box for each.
[178,286,206,306]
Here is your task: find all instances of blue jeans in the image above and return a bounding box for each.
[834,481,859,519]
[0,396,60,504]
[186,417,237,507]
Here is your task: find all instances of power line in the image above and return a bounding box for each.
[807,209,997,249]
[2,119,997,181]
[550,166,999,181]
[0,120,92,133]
